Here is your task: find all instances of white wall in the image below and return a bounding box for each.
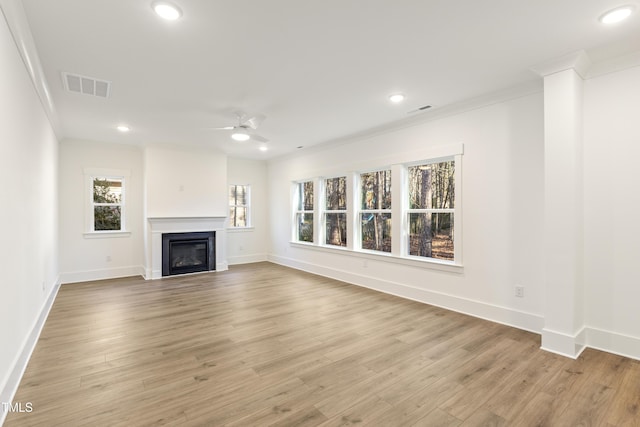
[58,140,144,283]
[227,157,269,264]
[584,65,640,358]
[144,146,227,218]
[0,9,58,411]
[268,92,546,333]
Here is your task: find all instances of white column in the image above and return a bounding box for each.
[534,51,589,357]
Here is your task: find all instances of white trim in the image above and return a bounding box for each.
[531,50,592,78]
[83,231,131,239]
[0,0,61,137]
[585,327,640,361]
[269,255,541,334]
[146,216,228,280]
[290,146,462,265]
[270,79,534,166]
[226,226,255,233]
[59,265,145,284]
[541,327,587,359]
[228,253,268,265]
[289,241,462,273]
[0,277,60,426]
[586,49,640,80]
[228,184,251,228]
[84,168,130,233]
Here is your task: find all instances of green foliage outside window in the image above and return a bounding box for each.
[93,178,122,231]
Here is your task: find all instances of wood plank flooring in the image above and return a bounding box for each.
[4,262,640,426]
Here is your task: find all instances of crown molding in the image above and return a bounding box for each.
[270,79,543,164]
[0,0,61,137]
[586,49,640,79]
[531,50,592,79]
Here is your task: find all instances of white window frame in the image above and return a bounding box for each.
[404,157,458,262]
[228,184,251,228]
[289,144,463,272]
[357,168,392,254]
[293,180,315,243]
[83,168,130,238]
[322,176,348,248]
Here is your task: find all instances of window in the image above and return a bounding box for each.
[295,181,314,243]
[289,144,462,269]
[324,176,347,247]
[92,176,124,231]
[229,184,250,227]
[407,160,455,260]
[359,170,391,253]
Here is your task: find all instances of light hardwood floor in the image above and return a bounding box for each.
[5,262,640,426]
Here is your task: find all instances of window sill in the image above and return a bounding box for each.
[289,241,463,274]
[227,227,255,233]
[83,231,131,239]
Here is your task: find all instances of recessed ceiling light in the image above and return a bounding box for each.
[152,1,182,20]
[259,145,268,152]
[599,5,634,24]
[117,125,130,132]
[231,130,250,142]
[389,93,405,103]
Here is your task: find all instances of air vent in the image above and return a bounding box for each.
[62,72,111,98]
[407,105,432,114]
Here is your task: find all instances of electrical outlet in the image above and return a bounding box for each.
[515,285,525,298]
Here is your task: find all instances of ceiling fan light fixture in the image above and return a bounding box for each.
[599,5,634,24]
[152,1,182,20]
[231,130,250,142]
[389,93,405,103]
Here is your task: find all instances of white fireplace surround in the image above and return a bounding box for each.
[146,217,228,279]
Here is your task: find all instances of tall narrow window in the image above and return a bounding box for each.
[359,170,391,253]
[229,184,250,227]
[407,160,455,260]
[92,177,124,231]
[296,181,314,242]
[324,176,347,247]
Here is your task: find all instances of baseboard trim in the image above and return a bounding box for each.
[0,277,60,425]
[585,327,640,361]
[268,254,544,335]
[59,265,145,284]
[541,327,587,359]
[228,253,268,265]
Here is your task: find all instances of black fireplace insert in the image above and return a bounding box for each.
[162,231,215,276]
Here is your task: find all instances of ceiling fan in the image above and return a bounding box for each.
[209,112,268,143]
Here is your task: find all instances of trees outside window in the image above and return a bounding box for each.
[229,185,250,227]
[324,176,347,247]
[296,181,314,242]
[92,177,123,231]
[407,160,455,260]
[290,149,461,266]
[359,170,391,253]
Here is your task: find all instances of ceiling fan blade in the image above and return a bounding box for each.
[251,134,269,143]
[242,114,266,130]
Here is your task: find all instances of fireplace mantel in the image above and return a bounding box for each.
[146,216,227,279]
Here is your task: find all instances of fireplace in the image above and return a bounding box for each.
[162,231,215,276]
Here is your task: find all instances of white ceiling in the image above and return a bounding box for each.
[18,0,640,159]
